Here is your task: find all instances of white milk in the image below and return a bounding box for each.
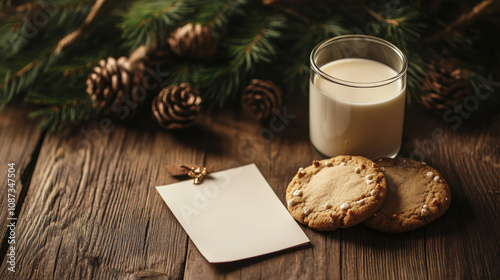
[309,58,405,159]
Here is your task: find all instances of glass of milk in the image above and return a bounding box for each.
[309,35,408,159]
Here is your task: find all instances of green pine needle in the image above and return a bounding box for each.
[1,0,499,130]
[28,97,96,132]
[0,1,94,58]
[194,64,242,108]
[1,51,60,110]
[120,0,197,51]
[227,11,288,72]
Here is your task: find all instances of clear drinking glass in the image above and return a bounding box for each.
[309,35,408,159]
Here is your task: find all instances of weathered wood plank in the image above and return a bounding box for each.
[402,109,500,279]
[341,226,427,279]
[1,101,499,279]
[183,103,343,280]
[0,117,206,279]
[0,104,44,268]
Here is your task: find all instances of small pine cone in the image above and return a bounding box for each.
[152,84,202,129]
[168,23,217,59]
[86,57,145,119]
[241,79,283,121]
[420,57,469,113]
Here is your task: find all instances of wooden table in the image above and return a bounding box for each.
[1,99,499,279]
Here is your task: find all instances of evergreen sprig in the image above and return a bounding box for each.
[194,64,241,108]
[120,0,197,51]
[0,1,94,58]
[1,52,60,110]
[0,0,498,131]
[197,0,250,39]
[28,97,96,132]
[227,11,288,72]
[0,0,122,129]
[0,0,93,108]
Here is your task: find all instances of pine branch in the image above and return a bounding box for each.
[55,0,108,54]
[281,62,309,94]
[120,0,197,51]
[24,62,93,105]
[165,61,200,87]
[320,18,352,37]
[2,0,498,126]
[265,3,313,24]
[210,0,248,35]
[1,52,59,111]
[361,2,402,27]
[194,0,249,39]
[0,1,94,58]
[0,0,109,110]
[28,97,96,132]
[227,10,288,72]
[160,61,241,108]
[193,64,242,108]
[264,0,336,23]
[188,8,291,106]
[426,0,499,42]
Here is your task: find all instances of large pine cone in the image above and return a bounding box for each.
[241,79,283,121]
[152,84,202,130]
[420,57,469,113]
[86,57,145,119]
[167,23,217,59]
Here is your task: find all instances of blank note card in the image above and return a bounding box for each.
[156,164,310,263]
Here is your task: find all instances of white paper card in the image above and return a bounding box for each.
[156,163,310,263]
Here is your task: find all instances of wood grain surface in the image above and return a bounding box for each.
[0,101,499,279]
[0,105,44,263]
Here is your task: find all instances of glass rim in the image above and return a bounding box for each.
[310,35,408,88]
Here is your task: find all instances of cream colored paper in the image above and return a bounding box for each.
[156,163,310,263]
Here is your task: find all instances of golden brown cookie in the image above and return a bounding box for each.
[286,155,387,231]
[363,157,452,233]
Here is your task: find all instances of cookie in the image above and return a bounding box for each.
[363,158,452,233]
[286,155,387,231]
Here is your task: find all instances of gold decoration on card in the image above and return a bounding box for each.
[188,167,208,184]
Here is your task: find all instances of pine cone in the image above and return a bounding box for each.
[152,84,202,129]
[168,23,217,59]
[241,79,283,121]
[86,57,145,119]
[420,57,469,113]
